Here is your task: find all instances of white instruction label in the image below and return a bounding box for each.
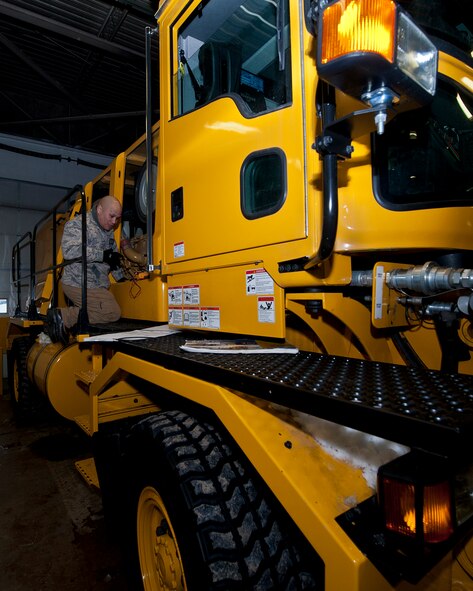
[183,306,200,327]
[169,306,183,326]
[174,241,185,258]
[200,307,220,329]
[258,296,275,323]
[246,268,274,295]
[374,266,385,320]
[183,284,200,305]
[168,286,183,306]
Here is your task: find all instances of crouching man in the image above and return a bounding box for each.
[47,195,123,343]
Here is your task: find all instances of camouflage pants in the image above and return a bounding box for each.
[60,283,121,328]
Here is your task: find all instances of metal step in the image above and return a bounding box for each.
[113,333,473,457]
[75,457,99,489]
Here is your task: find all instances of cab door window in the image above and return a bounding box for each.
[174,0,291,117]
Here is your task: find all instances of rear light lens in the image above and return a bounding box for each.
[381,476,454,543]
[378,452,455,545]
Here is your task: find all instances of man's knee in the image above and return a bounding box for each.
[105,304,121,323]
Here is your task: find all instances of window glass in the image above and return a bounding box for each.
[241,149,287,218]
[175,0,291,116]
[373,80,473,210]
[400,0,472,59]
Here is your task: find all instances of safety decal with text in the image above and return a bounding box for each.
[183,306,200,327]
[200,307,220,329]
[168,306,183,326]
[173,241,185,258]
[168,286,183,306]
[245,268,274,295]
[183,284,200,305]
[258,296,275,323]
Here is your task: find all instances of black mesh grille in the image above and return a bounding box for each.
[111,333,473,456]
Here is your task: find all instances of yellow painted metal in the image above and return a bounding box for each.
[167,264,286,338]
[88,350,397,591]
[8,318,44,328]
[158,0,320,279]
[138,486,187,591]
[26,341,91,420]
[452,533,473,588]
[333,53,473,257]
[82,359,160,433]
[286,293,396,362]
[111,274,167,323]
[75,457,100,490]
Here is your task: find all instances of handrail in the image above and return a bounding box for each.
[11,231,32,317]
[10,184,84,319]
[31,184,83,310]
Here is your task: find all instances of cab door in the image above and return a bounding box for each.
[159,0,308,268]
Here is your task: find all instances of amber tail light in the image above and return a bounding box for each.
[378,452,454,545]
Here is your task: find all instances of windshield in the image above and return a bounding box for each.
[373,79,473,210]
[400,0,473,60]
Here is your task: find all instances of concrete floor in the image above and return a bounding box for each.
[0,383,129,590]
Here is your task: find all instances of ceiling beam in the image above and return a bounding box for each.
[0,0,145,60]
[0,111,148,126]
[97,0,156,20]
[0,31,86,113]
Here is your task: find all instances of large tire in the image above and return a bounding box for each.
[127,410,322,591]
[7,336,45,420]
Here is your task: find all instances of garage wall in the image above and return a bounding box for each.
[0,133,112,317]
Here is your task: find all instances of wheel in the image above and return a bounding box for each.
[7,336,45,420]
[127,410,322,591]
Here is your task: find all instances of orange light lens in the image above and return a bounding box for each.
[423,481,454,543]
[382,477,454,543]
[321,0,396,64]
[383,477,417,537]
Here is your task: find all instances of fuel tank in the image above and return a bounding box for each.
[27,341,91,420]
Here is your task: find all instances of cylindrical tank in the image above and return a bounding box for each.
[27,341,91,420]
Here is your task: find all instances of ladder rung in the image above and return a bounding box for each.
[75,369,98,385]
[74,414,92,436]
[75,457,99,489]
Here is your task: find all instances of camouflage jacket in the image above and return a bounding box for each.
[61,208,123,289]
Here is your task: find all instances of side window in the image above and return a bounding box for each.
[241,149,287,219]
[174,0,291,117]
[91,172,111,204]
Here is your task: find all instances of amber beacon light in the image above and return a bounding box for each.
[317,0,438,131]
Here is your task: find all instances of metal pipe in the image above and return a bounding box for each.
[145,25,158,272]
[77,190,89,333]
[304,83,339,270]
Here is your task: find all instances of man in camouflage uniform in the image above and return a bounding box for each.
[47,195,124,343]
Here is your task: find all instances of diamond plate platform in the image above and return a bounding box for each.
[108,332,473,456]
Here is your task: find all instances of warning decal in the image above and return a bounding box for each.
[246,268,274,295]
[168,286,183,306]
[200,307,220,329]
[169,306,183,326]
[174,241,185,258]
[183,306,200,327]
[183,284,200,305]
[257,296,275,323]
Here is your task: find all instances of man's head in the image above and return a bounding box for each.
[96,195,122,231]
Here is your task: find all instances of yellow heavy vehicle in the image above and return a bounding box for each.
[6,0,473,589]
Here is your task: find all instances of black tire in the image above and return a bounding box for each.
[7,336,45,420]
[127,410,322,591]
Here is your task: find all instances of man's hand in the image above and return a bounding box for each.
[103,249,121,270]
